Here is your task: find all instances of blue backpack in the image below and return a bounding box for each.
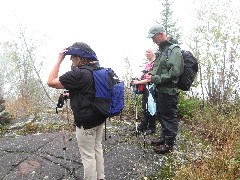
[80,66,124,118]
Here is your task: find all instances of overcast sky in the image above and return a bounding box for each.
[0,0,195,79]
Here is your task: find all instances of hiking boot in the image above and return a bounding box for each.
[150,137,165,146]
[146,129,156,135]
[153,144,173,154]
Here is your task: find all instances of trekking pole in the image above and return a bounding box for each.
[143,131,146,148]
[143,82,150,149]
[105,119,107,141]
[65,99,72,141]
[61,105,68,179]
[134,89,139,137]
[56,92,74,179]
[64,98,76,177]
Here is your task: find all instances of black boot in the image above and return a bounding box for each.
[145,129,156,135]
[150,137,165,146]
[153,144,173,154]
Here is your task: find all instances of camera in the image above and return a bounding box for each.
[56,91,69,110]
[130,78,145,94]
[130,77,139,87]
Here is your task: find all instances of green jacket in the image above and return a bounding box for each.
[151,41,184,95]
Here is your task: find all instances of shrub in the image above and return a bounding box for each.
[178,93,202,119]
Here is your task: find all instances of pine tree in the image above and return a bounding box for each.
[157,0,181,41]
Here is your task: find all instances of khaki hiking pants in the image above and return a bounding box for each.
[76,123,105,180]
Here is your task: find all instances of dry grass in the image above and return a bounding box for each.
[5,96,47,119]
[5,96,31,118]
[173,108,240,180]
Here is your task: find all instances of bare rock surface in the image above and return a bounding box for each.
[0,114,210,180]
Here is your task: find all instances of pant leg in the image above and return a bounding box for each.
[138,89,149,130]
[157,110,167,138]
[95,123,105,180]
[148,114,157,130]
[155,93,166,137]
[158,93,179,147]
[76,125,98,180]
[139,109,148,130]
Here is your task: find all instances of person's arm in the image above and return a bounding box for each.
[145,73,152,83]
[47,50,66,89]
[131,79,148,85]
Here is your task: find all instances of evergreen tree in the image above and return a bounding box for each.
[157,0,181,41]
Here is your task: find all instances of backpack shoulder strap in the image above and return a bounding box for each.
[167,44,181,58]
[79,65,105,73]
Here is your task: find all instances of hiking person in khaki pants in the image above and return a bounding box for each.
[47,42,105,180]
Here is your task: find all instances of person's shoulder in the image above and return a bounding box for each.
[169,43,180,49]
[70,66,91,76]
[166,44,182,59]
[168,44,181,54]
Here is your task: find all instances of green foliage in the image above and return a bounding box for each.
[0,113,11,136]
[178,92,202,119]
[122,88,143,119]
[158,0,181,41]
[0,124,8,136]
[16,122,65,135]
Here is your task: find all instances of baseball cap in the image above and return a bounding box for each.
[147,24,166,38]
[64,42,98,61]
